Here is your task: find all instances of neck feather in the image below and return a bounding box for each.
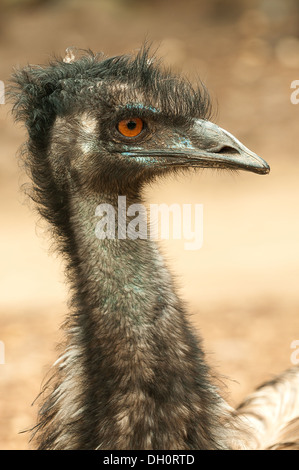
[33,188,229,450]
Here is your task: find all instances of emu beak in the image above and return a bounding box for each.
[123,119,270,175]
[186,119,270,175]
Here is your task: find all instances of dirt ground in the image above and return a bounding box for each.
[0,0,299,449]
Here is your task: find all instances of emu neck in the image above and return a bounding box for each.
[35,189,228,450]
[71,191,173,326]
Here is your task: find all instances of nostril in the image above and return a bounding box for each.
[216,145,238,155]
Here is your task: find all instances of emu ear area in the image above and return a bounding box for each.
[10,66,63,140]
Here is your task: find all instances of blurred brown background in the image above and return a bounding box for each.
[0,0,299,449]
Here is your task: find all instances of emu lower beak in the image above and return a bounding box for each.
[187,119,270,175]
[124,119,270,175]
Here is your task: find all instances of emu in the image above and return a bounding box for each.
[11,47,299,450]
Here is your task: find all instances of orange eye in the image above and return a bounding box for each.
[117,118,144,137]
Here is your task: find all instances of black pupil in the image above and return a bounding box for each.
[127,120,137,130]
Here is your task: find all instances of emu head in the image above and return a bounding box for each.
[11,47,269,200]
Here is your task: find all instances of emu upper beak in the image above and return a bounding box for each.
[123,119,270,175]
[187,119,270,175]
